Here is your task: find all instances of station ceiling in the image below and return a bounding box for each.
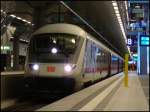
[1,1,128,58]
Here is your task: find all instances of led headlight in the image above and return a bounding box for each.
[51,47,57,54]
[64,65,72,72]
[32,64,39,71]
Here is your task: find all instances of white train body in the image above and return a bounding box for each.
[25,23,123,91]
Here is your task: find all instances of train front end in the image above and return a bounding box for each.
[25,33,84,91]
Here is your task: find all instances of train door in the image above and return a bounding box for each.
[83,39,94,83]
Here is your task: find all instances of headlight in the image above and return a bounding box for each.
[64,65,72,72]
[32,64,39,71]
[51,47,57,54]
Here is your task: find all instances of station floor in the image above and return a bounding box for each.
[103,71,149,111]
[38,71,149,111]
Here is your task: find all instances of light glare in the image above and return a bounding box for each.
[64,65,72,72]
[51,47,57,54]
[33,64,39,71]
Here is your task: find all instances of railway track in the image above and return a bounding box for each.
[2,90,72,111]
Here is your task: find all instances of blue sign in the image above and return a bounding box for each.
[140,36,149,46]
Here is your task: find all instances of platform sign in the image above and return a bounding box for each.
[127,38,132,45]
[140,35,149,46]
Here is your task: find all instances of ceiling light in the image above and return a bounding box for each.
[114,6,118,10]
[22,19,27,22]
[16,17,21,20]
[115,10,119,14]
[112,2,117,7]
[10,14,16,18]
[27,21,31,24]
[117,16,121,19]
[116,13,120,17]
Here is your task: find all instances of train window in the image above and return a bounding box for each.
[29,33,84,63]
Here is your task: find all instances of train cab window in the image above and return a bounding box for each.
[29,33,84,63]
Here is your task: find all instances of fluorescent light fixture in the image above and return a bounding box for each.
[115,10,119,14]
[22,19,27,22]
[27,21,31,24]
[112,1,127,43]
[116,13,120,17]
[125,1,128,10]
[118,20,122,23]
[117,16,121,19]
[113,6,118,10]
[1,46,3,50]
[120,23,123,26]
[10,14,16,18]
[112,2,117,7]
[118,18,122,21]
[16,17,21,20]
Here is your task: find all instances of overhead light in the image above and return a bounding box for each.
[112,1,127,43]
[10,14,16,18]
[116,13,120,17]
[22,19,27,22]
[113,6,118,10]
[27,21,31,24]
[115,10,119,14]
[117,16,121,19]
[9,14,32,25]
[112,2,117,7]
[16,17,21,20]
[118,19,122,22]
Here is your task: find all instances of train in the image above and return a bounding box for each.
[24,23,124,92]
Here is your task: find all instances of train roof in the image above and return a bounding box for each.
[32,23,123,60]
[32,23,86,38]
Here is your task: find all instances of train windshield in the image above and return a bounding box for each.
[29,33,84,63]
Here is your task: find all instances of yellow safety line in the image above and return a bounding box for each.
[124,54,129,87]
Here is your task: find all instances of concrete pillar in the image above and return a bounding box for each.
[13,35,19,70]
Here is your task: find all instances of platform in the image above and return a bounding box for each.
[37,71,149,111]
[103,71,149,111]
